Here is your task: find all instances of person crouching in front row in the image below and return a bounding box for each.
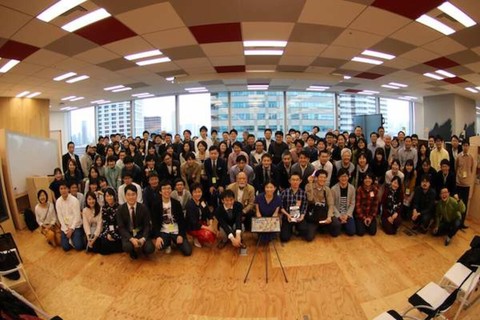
[433,187,465,246]
[215,190,245,249]
[56,181,86,251]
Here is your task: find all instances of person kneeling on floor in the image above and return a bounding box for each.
[215,190,245,249]
[433,187,465,246]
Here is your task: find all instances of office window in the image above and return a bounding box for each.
[286,91,335,136]
[70,107,95,147]
[178,93,211,135]
[338,94,377,132]
[379,97,411,135]
[211,92,229,133]
[133,96,176,136]
[230,91,284,139]
[96,101,132,137]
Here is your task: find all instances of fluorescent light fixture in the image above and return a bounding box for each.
[0,59,20,73]
[389,82,408,87]
[246,69,276,73]
[61,96,76,101]
[104,85,124,91]
[416,14,455,35]
[16,91,30,98]
[243,40,287,47]
[343,75,352,80]
[37,0,87,22]
[136,57,171,66]
[66,75,89,83]
[247,85,269,88]
[476,87,480,91]
[476,106,480,110]
[53,72,77,81]
[26,92,41,98]
[361,50,395,60]
[351,56,383,65]
[70,96,84,101]
[308,86,329,90]
[62,8,111,32]
[124,49,163,61]
[244,50,284,56]
[382,84,400,89]
[112,87,132,93]
[358,92,374,95]
[165,77,175,82]
[131,92,150,97]
[306,88,327,92]
[438,2,476,28]
[362,90,379,94]
[465,87,478,93]
[60,106,78,111]
[435,70,456,78]
[185,87,206,91]
[91,99,111,104]
[424,72,444,80]
[135,94,155,98]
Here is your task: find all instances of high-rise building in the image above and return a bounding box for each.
[96,101,135,137]
[144,116,162,133]
[338,94,377,133]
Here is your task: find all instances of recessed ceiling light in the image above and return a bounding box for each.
[244,50,284,56]
[187,89,209,93]
[104,85,124,91]
[112,87,132,93]
[0,59,20,73]
[308,86,329,90]
[135,94,155,98]
[246,69,276,73]
[435,70,456,78]
[165,77,175,82]
[61,96,76,101]
[26,92,41,98]
[243,40,287,47]
[399,96,418,100]
[424,72,444,80]
[53,72,77,81]
[362,90,379,94]
[361,50,395,60]
[306,88,327,92]
[37,0,87,22]
[382,84,400,89]
[124,49,163,61]
[66,75,89,83]
[91,99,111,104]
[70,96,84,101]
[131,92,150,97]
[16,91,30,98]
[416,15,455,35]
[136,57,171,66]
[358,92,374,95]
[389,82,408,87]
[438,2,476,28]
[465,87,478,93]
[62,8,111,32]
[185,87,206,91]
[352,56,383,65]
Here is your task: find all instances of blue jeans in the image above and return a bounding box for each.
[330,216,356,236]
[61,228,86,251]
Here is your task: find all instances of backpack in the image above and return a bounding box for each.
[24,208,39,231]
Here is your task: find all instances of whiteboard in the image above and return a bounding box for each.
[6,131,60,196]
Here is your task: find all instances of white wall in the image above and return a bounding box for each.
[49,111,70,154]
[413,100,425,138]
[454,95,476,137]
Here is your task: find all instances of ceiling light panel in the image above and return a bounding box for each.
[26,92,41,98]
[124,50,163,61]
[424,72,444,80]
[104,85,124,91]
[244,50,284,56]
[362,50,395,60]
[37,0,87,22]
[112,87,132,92]
[243,41,288,47]
[352,56,383,65]
[16,91,30,98]
[381,85,400,89]
[416,15,455,35]
[69,96,84,101]
[53,72,77,81]
[136,57,171,66]
[61,96,77,101]
[389,82,408,87]
[62,8,111,32]
[435,70,456,78]
[438,2,476,28]
[465,87,478,93]
[0,60,20,73]
[66,75,89,83]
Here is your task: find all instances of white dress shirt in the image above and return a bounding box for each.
[56,194,82,232]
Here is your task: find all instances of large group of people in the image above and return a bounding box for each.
[34,125,474,260]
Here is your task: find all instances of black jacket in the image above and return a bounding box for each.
[117,202,151,241]
[62,153,83,179]
[151,198,187,238]
[185,199,212,231]
[215,201,243,236]
[204,158,228,189]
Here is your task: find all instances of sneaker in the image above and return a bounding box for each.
[445,236,451,246]
[193,237,202,248]
[165,246,172,254]
[217,240,228,249]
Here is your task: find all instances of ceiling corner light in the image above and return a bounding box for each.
[465,87,478,93]
[243,40,287,48]
[112,87,132,93]
[66,75,89,83]
[435,70,456,78]
[416,14,455,35]
[37,0,87,22]
[16,91,30,98]
[124,49,163,61]
[424,72,444,80]
[26,92,41,98]
[135,57,171,66]
[361,50,395,60]
[351,56,383,65]
[104,85,124,91]
[389,82,407,88]
[61,8,111,32]
[381,84,400,89]
[70,96,84,101]
[53,72,77,81]
[0,59,20,73]
[438,2,476,28]
[244,50,283,56]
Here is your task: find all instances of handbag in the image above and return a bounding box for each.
[306,190,329,223]
[0,225,22,280]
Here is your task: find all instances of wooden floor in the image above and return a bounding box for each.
[11,218,480,320]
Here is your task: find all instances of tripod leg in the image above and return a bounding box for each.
[272,239,288,283]
[244,236,262,283]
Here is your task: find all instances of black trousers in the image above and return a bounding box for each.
[355,218,377,236]
[99,237,123,255]
[158,232,192,256]
[433,219,461,238]
[122,238,155,256]
[280,219,308,242]
[457,186,470,224]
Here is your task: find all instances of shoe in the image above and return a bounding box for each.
[217,240,227,249]
[412,224,418,231]
[129,250,138,260]
[193,238,202,248]
[165,246,172,254]
[445,236,451,246]
[460,224,469,229]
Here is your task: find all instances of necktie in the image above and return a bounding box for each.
[130,206,136,229]
[212,160,217,177]
[227,208,233,220]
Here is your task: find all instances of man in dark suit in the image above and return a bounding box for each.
[447,135,462,174]
[291,151,316,189]
[62,141,83,178]
[253,153,279,192]
[203,145,228,207]
[117,184,155,259]
[215,190,245,249]
[151,180,192,256]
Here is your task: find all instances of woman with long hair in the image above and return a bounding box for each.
[99,188,122,255]
[381,176,403,235]
[35,189,61,246]
[82,191,102,253]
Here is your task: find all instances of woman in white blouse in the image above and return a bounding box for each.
[35,189,61,247]
[82,191,103,253]
[385,159,405,186]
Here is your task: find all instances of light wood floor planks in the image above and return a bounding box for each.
[10,218,480,320]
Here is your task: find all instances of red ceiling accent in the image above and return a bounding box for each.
[343,89,362,93]
[189,23,242,44]
[372,0,444,20]
[424,57,460,69]
[215,65,245,73]
[75,17,136,46]
[355,72,384,80]
[0,40,39,61]
[443,77,467,84]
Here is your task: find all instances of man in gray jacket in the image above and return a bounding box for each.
[330,168,356,236]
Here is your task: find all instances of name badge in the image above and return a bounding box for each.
[109,225,114,231]
[369,191,375,198]
[201,201,207,208]
[405,188,410,195]
[168,224,175,232]
[132,228,139,237]
[462,171,467,178]
[212,177,217,184]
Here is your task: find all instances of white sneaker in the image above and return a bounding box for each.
[165,246,172,254]
[193,237,202,248]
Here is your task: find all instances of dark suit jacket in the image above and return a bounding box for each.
[185,198,212,231]
[117,202,151,241]
[203,158,228,188]
[447,145,462,172]
[433,171,457,199]
[215,201,243,236]
[62,153,83,179]
[253,164,279,192]
[291,163,315,189]
[151,198,187,238]
[158,161,181,184]
[277,164,292,190]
